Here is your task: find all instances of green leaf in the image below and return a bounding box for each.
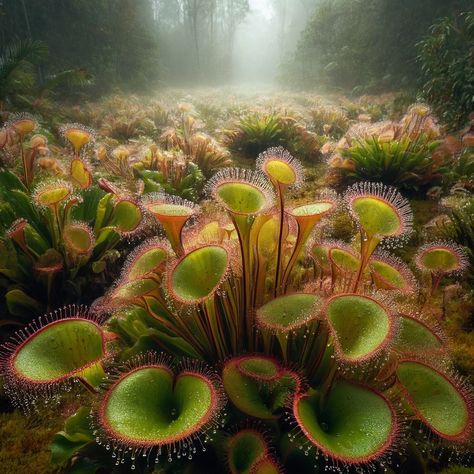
[396,361,472,440]
[227,429,268,474]
[50,407,94,465]
[223,356,298,419]
[169,245,228,304]
[6,288,43,317]
[98,365,220,446]
[325,294,392,361]
[294,380,395,463]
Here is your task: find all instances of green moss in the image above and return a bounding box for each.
[0,410,63,474]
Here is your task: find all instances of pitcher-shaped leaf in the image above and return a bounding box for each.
[345,182,412,239]
[167,245,229,304]
[122,238,170,281]
[293,380,397,464]
[324,294,394,362]
[142,193,199,253]
[396,360,473,441]
[207,168,274,215]
[257,147,304,188]
[63,222,95,256]
[415,241,468,276]
[369,251,417,293]
[329,246,360,274]
[60,123,95,154]
[33,180,73,208]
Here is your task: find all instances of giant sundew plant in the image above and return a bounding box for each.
[1,146,473,473]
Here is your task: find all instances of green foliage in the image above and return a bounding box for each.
[417,11,474,131]
[310,106,349,139]
[283,0,472,94]
[439,198,474,270]
[340,135,441,190]
[0,171,132,321]
[441,147,474,192]
[0,0,159,94]
[328,104,444,190]
[0,38,47,98]
[0,39,92,108]
[225,113,320,160]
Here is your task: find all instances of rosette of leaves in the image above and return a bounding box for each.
[329,107,444,190]
[340,134,442,190]
[0,171,143,322]
[224,113,320,161]
[2,148,473,473]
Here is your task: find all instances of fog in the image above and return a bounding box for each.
[0,0,471,95]
[232,0,314,85]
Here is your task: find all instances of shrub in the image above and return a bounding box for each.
[417,11,474,131]
[327,104,445,190]
[224,113,320,160]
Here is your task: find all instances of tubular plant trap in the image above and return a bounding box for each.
[0,146,473,473]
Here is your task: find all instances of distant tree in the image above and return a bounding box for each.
[0,0,160,94]
[282,0,472,94]
[418,10,474,131]
[153,0,249,84]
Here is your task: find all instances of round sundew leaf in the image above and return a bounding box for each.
[145,202,193,218]
[256,293,321,332]
[294,380,395,463]
[125,246,168,281]
[36,185,71,206]
[393,316,442,354]
[351,196,401,236]
[370,259,409,291]
[330,248,359,272]
[101,367,215,445]
[396,361,471,440]
[419,247,460,274]
[238,357,280,380]
[264,159,296,185]
[70,159,92,189]
[12,319,105,383]
[325,294,391,361]
[11,118,36,136]
[63,128,93,152]
[290,201,334,217]
[111,200,142,233]
[169,245,228,304]
[227,430,267,474]
[112,278,159,300]
[217,182,266,214]
[64,225,93,254]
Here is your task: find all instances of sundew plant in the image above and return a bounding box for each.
[1,140,473,473]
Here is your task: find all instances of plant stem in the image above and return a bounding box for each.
[274,184,285,296]
[319,362,338,412]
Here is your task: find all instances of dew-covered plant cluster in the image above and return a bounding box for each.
[0,103,473,473]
